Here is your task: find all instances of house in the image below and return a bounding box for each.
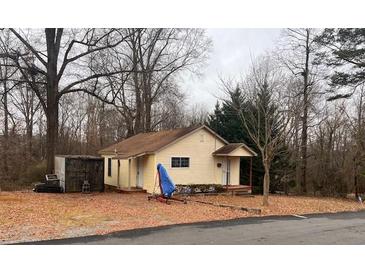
[98,125,256,194]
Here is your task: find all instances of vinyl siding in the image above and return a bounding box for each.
[155,128,227,186]
[230,157,240,185]
[142,154,157,193]
[102,155,119,187]
[226,147,253,157]
[102,128,244,192]
[102,156,131,188]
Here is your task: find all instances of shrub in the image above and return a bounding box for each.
[175,184,225,194]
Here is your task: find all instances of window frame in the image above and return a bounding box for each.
[170,156,190,168]
[107,158,112,177]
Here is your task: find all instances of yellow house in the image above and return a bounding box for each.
[98,125,256,194]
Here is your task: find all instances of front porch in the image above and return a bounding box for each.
[213,143,256,194]
[111,153,156,193]
[223,185,252,195]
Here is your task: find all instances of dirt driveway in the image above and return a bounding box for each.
[0,191,364,244]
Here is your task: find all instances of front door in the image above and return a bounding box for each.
[222,158,231,185]
[136,158,143,188]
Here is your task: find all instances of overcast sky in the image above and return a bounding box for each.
[181,28,282,111]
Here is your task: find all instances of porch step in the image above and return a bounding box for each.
[116,187,147,194]
[223,185,252,196]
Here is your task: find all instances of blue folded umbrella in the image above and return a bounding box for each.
[157,163,176,198]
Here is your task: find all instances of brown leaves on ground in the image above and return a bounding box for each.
[193,195,365,216]
[0,191,363,244]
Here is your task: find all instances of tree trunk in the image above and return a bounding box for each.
[300,29,310,194]
[145,96,152,132]
[45,28,60,173]
[300,93,308,194]
[2,77,9,178]
[133,69,142,134]
[45,102,58,173]
[262,159,270,206]
[98,102,105,147]
[294,111,301,191]
[131,33,143,134]
[26,119,33,161]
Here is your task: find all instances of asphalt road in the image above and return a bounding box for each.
[26,211,365,245]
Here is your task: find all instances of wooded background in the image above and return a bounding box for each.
[0,28,364,198]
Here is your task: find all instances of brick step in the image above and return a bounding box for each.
[223,185,252,196]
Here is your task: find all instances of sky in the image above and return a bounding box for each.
[181,28,282,111]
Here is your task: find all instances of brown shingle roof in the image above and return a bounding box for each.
[213,143,257,156]
[98,125,203,158]
[213,143,243,155]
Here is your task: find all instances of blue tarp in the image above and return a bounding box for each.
[157,163,176,198]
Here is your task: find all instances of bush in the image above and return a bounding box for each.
[175,184,225,194]
[0,161,47,191]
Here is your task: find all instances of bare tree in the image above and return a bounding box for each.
[278,28,322,194]
[0,28,136,172]
[10,82,41,160]
[0,30,19,179]
[185,103,209,126]
[107,28,211,135]
[223,56,293,205]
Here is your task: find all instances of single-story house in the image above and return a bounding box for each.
[98,125,256,194]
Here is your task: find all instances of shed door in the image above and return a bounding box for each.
[136,158,143,188]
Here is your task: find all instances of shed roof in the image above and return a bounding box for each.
[55,155,103,160]
[99,125,227,159]
[213,143,257,157]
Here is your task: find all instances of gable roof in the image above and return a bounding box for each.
[213,143,257,157]
[98,125,228,159]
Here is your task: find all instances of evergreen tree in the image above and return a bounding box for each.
[207,86,291,194]
[316,28,365,99]
[207,101,224,135]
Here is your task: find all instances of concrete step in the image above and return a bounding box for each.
[116,187,147,194]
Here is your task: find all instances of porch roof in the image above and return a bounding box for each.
[213,143,257,157]
[112,152,153,160]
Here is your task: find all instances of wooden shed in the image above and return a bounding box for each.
[55,155,104,192]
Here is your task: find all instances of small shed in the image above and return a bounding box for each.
[55,155,104,192]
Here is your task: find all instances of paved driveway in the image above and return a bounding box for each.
[26,211,365,244]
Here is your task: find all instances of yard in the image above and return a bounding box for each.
[0,191,364,244]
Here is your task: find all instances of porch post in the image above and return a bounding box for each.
[117,159,120,188]
[249,157,253,188]
[128,158,131,190]
[226,156,229,186]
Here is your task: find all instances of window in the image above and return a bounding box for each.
[108,158,112,176]
[171,157,190,168]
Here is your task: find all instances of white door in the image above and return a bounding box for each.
[222,158,231,185]
[136,158,143,188]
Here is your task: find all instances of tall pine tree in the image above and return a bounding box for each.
[316,28,365,100]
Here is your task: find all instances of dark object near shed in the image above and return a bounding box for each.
[55,155,104,192]
[33,182,63,193]
[33,174,63,193]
